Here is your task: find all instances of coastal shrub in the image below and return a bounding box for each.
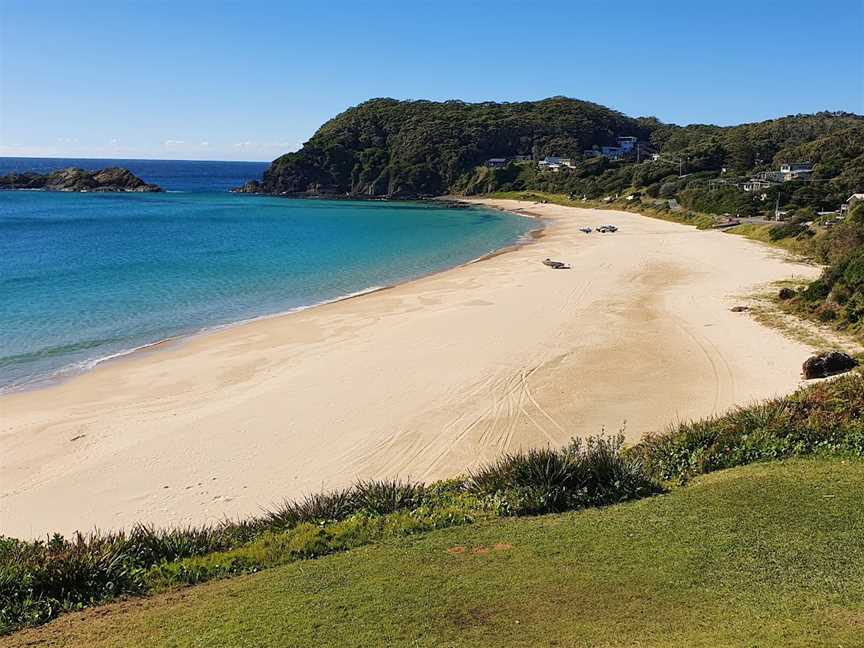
[769,222,808,241]
[351,479,426,515]
[634,372,864,482]
[123,523,257,565]
[0,532,145,632]
[467,435,659,515]
[262,479,427,529]
[263,488,356,529]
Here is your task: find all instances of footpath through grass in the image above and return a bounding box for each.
[6,458,864,648]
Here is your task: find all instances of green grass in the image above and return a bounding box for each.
[6,458,863,648]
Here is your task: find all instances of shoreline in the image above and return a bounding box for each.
[1,200,819,538]
[1,202,544,396]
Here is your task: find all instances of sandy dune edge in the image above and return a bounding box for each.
[1,200,819,537]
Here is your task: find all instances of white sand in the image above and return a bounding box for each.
[0,201,820,538]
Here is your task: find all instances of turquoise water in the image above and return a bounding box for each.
[0,160,533,390]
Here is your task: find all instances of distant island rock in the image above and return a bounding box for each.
[232,180,263,193]
[0,167,163,192]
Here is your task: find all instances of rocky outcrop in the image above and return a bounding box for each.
[231,180,263,193]
[778,287,796,300]
[802,352,858,379]
[0,167,162,192]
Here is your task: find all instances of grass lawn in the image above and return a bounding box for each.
[6,458,864,648]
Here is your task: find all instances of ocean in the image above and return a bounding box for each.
[0,157,535,391]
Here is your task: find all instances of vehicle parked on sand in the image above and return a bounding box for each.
[542,258,570,269]
[597,225,618,233]
[579,227,592,233]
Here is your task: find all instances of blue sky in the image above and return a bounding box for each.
[1,0,862,161]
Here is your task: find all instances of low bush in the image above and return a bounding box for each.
[467,435,658,515]
[633,372,864,482]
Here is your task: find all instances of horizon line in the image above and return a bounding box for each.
[0,155,274,164]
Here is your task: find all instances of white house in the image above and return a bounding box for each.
[742,179,776,192]
[841,193,864,213]
[538,156,575,171]
[779,162,812,181]
[539,156,565,166]
[595,136,639,161]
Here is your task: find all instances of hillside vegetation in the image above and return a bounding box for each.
[255,97,862,216]
[465,113,862,215]
[260,97,649,196]
[775,201,864,332]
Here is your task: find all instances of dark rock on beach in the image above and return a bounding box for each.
[0,167,162,192]
[802,351,858,379]
[778,287,796,300]
[730,305,750,312]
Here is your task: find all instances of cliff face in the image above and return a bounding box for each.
[0,167,162,192]
[258,97,649,198]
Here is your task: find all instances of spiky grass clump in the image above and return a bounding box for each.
[263,488,356,529]
[0,521,262,632]
[468,435,658,515]
[1,532,141,630]
[262,479,426,529]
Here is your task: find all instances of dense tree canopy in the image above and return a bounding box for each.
[261,97,649,197]
[258,99,862,217]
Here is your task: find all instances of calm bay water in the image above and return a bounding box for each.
[0,158,534,390]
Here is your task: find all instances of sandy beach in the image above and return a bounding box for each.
[1,200,820,538]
